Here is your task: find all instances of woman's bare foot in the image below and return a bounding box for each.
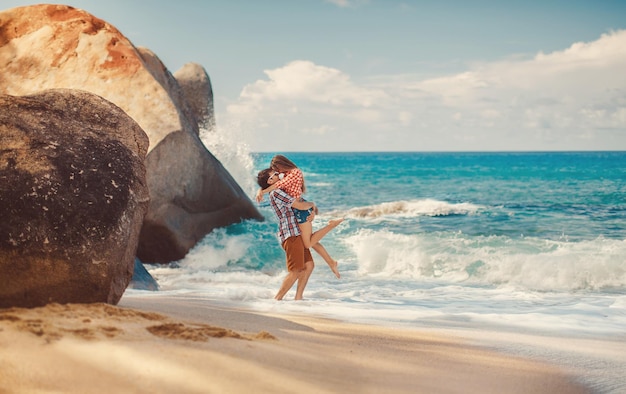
[330,260,341,279]
[328,218,344,229]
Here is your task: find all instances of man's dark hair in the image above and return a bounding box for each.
[257,168,273,189]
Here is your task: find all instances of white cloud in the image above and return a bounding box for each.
[398,111,412,126]
[223,30,626,152]
[324,0,368,8]
[417,30,626,112]
[237,60,387,107]
[303,125,335,135]
[325,0,351,7]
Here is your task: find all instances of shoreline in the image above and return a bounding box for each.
[1,293,594,394]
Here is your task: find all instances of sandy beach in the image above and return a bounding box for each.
[0,294,593,394]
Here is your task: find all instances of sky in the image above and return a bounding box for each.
[3,0,626,152]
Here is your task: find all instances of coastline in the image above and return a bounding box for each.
[0,293,593,394]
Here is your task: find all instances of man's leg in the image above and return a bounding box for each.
[277,236,306,301]
[295,249,315,300]
[275,270,302,300]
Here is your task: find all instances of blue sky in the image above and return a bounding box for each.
[4,0,626,152]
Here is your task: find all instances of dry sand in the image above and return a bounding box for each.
[0,295,590,394]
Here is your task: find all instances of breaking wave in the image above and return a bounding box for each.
[335,199,482,219]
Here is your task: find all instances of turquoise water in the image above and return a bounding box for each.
[141,150,626,393]
[148,150,626,321]
[260,151,625,241]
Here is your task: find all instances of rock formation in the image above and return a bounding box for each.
[0,89,150,308]
[129,259,159,291]
[174,62,216,132]
[0,4,263,264]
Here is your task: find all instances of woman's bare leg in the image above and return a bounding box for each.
[311,243,340,279]
[299,220,342,251]
[299,219,343,279]
[299,221,314,249]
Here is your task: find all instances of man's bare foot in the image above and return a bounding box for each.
[330,260,341,279]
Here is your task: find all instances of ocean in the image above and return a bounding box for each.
[134,148,626,393]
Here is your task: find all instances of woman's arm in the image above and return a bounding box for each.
[255,168,304,202]
[255,183,279,202]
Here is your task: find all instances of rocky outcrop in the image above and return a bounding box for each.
[129,258,159,291]
[139,129,262,263]
[0,4,263,264]
[0,4,178,152]
[0,89,150,308]
[174,62,215,132]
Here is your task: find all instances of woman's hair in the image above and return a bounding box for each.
[270,155,298,172]
[256,168,273,189]
[270,154,306,194]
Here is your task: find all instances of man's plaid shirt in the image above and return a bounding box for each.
[269,188,301,244]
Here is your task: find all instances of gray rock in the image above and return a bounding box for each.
[0,89,150,308]
[137,129,263,263]
[129,258,159,291]
[174,62,215,132]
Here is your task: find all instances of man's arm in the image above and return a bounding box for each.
[273,189,316,213]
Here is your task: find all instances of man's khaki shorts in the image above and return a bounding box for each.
[282,235,313,272]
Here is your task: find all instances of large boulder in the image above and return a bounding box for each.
[0,4,179,151]
[139,128,262,263]
[0,4,262,264]
[134,52,263,263]
[0,89,150,308]
[174,62,215,132]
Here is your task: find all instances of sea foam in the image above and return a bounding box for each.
[332,199,481,219]
[344,228,626,292]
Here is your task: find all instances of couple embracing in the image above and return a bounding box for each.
[256,155,343,300]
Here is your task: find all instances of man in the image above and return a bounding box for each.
[257,168,337,300]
